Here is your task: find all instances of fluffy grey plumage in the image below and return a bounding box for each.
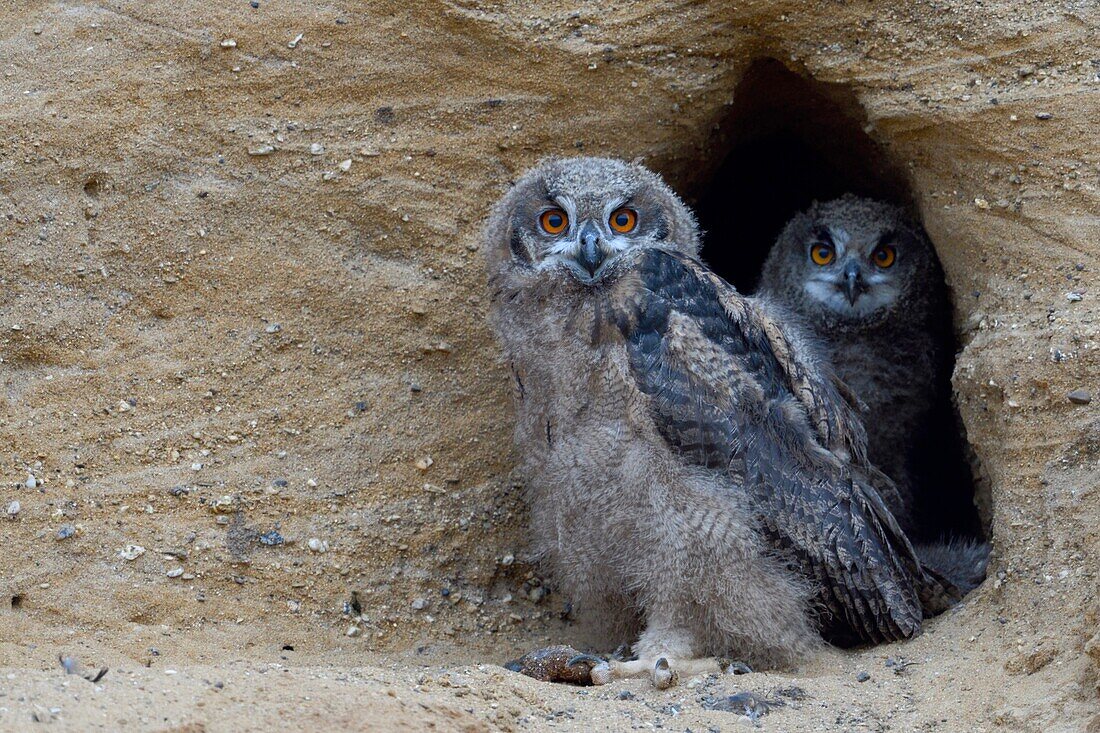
[485,159,957,684]
[914,539,989,595]
[757,196,953,534]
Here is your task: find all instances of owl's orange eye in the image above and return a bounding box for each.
[609,207,637,233]
[810,243,835,266]
[872,244,896,268]
[539,209,568,235]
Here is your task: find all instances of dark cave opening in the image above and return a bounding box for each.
[689,58,984,544]
[691,58,914,293]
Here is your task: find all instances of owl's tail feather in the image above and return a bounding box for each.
[916,539,990,596]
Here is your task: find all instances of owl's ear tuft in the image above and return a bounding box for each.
[482,165,547,276]
[782,210,816,248]
[658,190,701,257]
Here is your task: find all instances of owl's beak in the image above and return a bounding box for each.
[574,220,607,278]
[842,262,864,305]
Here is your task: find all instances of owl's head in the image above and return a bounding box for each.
[484,157,699,284]
[761,195,940,328]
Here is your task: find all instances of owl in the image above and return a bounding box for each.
[485,158,957,688]
[757,196,957,537]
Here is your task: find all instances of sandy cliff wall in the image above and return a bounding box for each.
[1,1,1097,730]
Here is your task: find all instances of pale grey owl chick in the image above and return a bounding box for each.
[485,159,958,687]
[758,196,953,534]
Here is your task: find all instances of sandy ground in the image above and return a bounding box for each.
[1,0,1098,731]
[2,599,1090,733]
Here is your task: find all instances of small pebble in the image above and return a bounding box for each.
[617,690,635,700]
[1035,112,1053,120]
[415,456,433,471]
[219,38,237,49]
[166,567,184,578]
[210,496,235,513]
[288,33,304,49]
[1065,292,1083,302]
[307,537,328,553]
[346,625,362,637]
[25,475,37,490]
[856,671,871,682]
[259,530,285,546]
[411,597,428,611]
[248,145,275,156]
[309,143,325,156]
[6,500,20,517]
[338,158,352,172]
[265,322,282,333]
[250,1,259,7]
[119,544,146,561]
[56,524,76,541]
[1067,390,1092,405]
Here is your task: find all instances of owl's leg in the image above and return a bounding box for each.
[568,654,731,687]
[569,622,737,688]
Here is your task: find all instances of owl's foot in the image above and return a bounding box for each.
[652,657,678,688]
[568,654,730,688]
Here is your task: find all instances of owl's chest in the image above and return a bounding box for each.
[511,323,645,451]
[828,332,936,416]
[498,284,656,461]
[517,335,638,426]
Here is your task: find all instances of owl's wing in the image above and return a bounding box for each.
[614,247,956,643]
[724,292,870,466]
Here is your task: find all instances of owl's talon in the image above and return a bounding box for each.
[567,653,612,685]
[652,657,679,689]
[566,653,604,669]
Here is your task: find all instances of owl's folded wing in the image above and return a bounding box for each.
[615,247,956,643]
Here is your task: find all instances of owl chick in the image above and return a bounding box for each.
[485,159,957,687]
[757,196,958,537]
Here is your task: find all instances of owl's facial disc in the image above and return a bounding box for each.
[535,200,642,283]
[802,225,901,318]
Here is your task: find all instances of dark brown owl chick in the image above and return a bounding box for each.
[758,196,988,590]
